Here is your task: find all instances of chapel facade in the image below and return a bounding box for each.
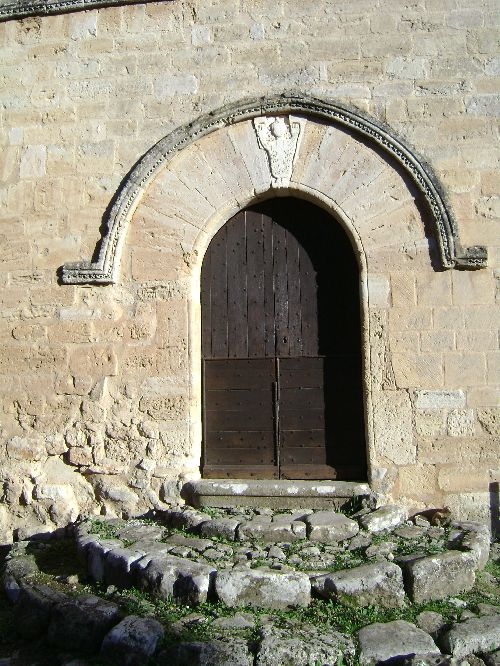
[0,0,498,542]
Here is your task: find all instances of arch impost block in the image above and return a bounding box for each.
[60,93,487,285]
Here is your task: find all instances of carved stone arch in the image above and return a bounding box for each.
[61,93,486,284]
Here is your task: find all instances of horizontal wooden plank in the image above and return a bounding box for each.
[280,429,326,447]
[205,389,272,411]
[280,464,337,480]
[280,387,324,410]
[206,448,275,465]
[206,408,273,430]
[205,359,275,390]
[279,357,324,371]
[204,431,274,447]
[281,447,327,465]
[280,409,325,429]
[203,465,279,480]
[278,368,324,389]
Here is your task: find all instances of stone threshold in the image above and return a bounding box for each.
[181,479,372,510]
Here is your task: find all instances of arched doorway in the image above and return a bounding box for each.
[201,197,367,481]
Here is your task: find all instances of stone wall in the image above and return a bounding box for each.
[0,0,498,541]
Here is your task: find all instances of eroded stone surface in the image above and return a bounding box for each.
[215,566,311,609]
[305,511,360,543]
[138,554,216,604]
[399,551,476,603]
[312,561,406,608]
[359,505,409,533]
[358,620,441,665]
[256,625,355,666]
[100,615,164,665]
[47,595,121,653]
[439,616,500,659]
[159,638,253,666]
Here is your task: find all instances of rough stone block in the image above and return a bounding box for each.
[238,518,306,543]
[199,517,240,541]
[100,615,164,664]
[13,584,68,640]
[47,595,121,653]
[161,638,253,666]
[359,504,408,533]
[138,555,216,604]
[312,561,405,608]
[105,547,147,588]
[358,621,441,666]
[87,539,124,584]
[439,616,500,659]
[305,512,359,543]
[398,551,476,603]
[444,353,486,387]
[215,566,310,609]
[256,625,355,666]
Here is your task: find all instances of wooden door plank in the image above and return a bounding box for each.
[204,430,275,448]
[285,228,302,356]
[299,242,319,356]
[206,408,273,431]
[279,387,324,410]
[204,389,271,411]
[281,447,327,464]
[280,409,326,430]
[227,212,248,358]
[263,212,275,357]
[207,448,276,465]
[281,429,327,447]
[210,225,228,357]
[205,359,274,390]
[203,465,279,480]
[246,211,266,358]
[273,221,289,357]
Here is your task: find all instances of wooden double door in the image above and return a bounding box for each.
[201,198,367,480]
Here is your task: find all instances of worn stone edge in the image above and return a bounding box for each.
[60,93,487,285]
[0,0,166,22]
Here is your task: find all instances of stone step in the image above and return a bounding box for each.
[181,479,372,510]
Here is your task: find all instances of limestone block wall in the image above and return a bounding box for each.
[0,0,498,541]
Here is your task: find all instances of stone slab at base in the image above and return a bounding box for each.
[181,480,372,511]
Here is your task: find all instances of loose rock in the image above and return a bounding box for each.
[159,638,253,666]
[215,566,310,609]
[305,511,359,543]
[312,561,405,608]
[138,554,216,604]
[100,615,164,665]
[358,620,441,665]
[256,625,355,666]
[359,505,408,533]
[399,551,476,603]
[47,594,121,653]
[439,616,500,659]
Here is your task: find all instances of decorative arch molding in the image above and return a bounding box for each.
[61,93,487,284]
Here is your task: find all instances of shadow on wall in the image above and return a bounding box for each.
[490,481,499,538]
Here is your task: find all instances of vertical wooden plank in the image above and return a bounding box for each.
[210,224,228,358]
[263,212,275,357]
[273,220,289,357]
[227,212,248,357]
[200,244,212,359]
[299,243,319,356]
[246,210,266,358]
[285,228,302,357]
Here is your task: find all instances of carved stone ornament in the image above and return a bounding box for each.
[253,116,305,188]
[0,0,154,22]
[60,93,487,284]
